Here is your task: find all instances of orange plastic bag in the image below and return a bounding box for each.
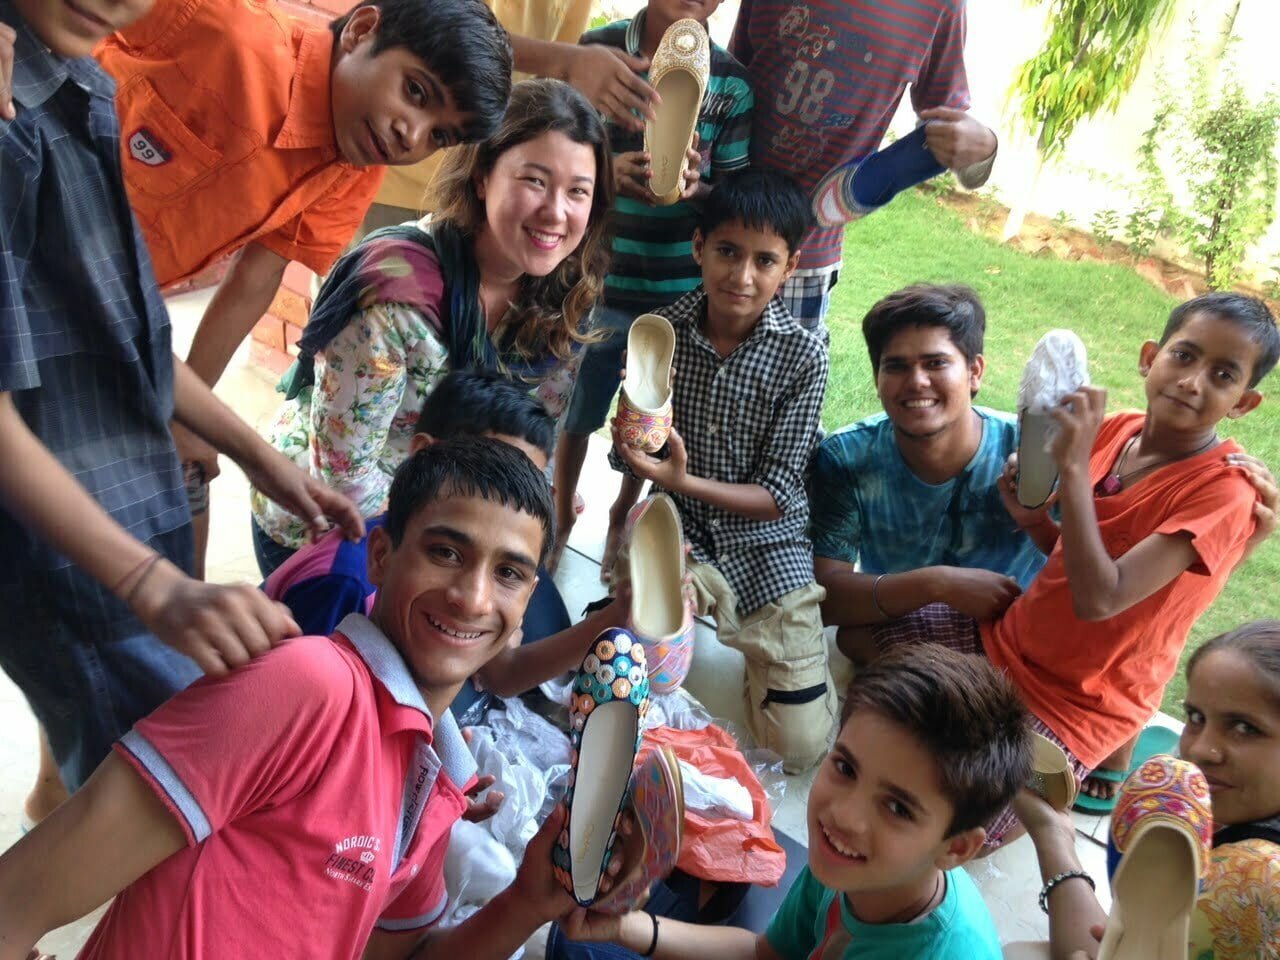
[642,724,786,886]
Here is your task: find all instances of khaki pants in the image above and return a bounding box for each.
[687,562,836,772]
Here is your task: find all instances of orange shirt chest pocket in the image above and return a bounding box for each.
[117,76,252,203]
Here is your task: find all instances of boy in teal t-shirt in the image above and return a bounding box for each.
[554,644,1029,959]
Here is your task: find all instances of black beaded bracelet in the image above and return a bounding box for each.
[1038,870,1095,913]
[640,912,660,957]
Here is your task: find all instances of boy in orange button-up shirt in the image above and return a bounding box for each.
[96,0,513,568]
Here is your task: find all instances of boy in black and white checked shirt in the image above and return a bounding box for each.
[611,169,834,771]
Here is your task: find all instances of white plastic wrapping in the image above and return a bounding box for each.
[1018,329,1090,415]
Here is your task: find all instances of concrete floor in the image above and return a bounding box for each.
[3,289,1125,955]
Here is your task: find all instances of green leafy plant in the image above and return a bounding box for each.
[1177,80,1279,288]
[1091,208,1120,246]
[1013,0,1177,160]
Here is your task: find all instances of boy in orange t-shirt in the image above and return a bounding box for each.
[96,0,512,573]
[869,292,1279,847]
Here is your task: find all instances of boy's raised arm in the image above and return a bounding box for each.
[169,355,365,546]
[1050,387,1200,620]
[510,35,657,131]
[0,754,185,959]
[184,241,288,389]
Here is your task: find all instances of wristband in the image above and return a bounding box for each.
[640,911,659,957]
[871,573,891,620]
[1038,870,1094,913]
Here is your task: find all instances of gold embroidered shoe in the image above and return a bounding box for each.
[644,18,709,206]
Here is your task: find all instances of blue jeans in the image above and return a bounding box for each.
[251,514,299,579]
[450,568,571,722]
[562,305,640,434]
[0,585,202,791]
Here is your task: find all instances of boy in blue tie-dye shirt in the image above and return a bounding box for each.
[809,285,1046,664]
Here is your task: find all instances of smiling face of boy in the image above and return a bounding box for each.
[13,0,154,57]
[366,491,543,706]
[330,6,471,167]
[807,710,981,912]
[875,325,984,442]
[1140,310,1264,436]
[692,221,799,331]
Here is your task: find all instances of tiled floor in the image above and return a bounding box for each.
[4,289,1123,955]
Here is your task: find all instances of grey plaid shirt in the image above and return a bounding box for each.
[611,288,828,614]
[0,4,191,631]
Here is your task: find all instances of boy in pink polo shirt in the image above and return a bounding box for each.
[0,438,584,960]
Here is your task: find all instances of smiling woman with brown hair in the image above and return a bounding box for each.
[249,78,614,577]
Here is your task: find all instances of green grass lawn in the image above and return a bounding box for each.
[821,188,1279,716]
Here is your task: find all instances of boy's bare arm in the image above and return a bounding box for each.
[184,241,288,389]
[363,807,578,960]
[0,392,302,673]
[612,427,783,521]
[0,754,185,959]
[560,909,777,960]
[814,557,1019,626]
[510,36,657,131]
[475,594,630,698]
[170,355,364,545]
[1051,387,1198,620]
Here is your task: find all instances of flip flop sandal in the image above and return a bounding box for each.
[644,19,709,206]
[592,745,685,915]
[552,628,651,906]
[1016,329,1090,509]
[616,314,675,454]
[624,494,695,695]
[1099,755,1212,960]
[1027,732,1078,811]
[1074,725,1180,815]
[811,124,946,227]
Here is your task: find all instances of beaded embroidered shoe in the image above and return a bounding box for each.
[617,314,675,453]
[552,628,652,907]
[644,19,709,206]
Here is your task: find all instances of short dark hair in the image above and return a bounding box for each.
[840,644,1031,836]
[331,0,512,143]
[416,371,555,460]
[1188,620,1280,705]
[384,436,554,561]
[1159,292,1280,388]
[862,284,986,375]
[698,168,814,255]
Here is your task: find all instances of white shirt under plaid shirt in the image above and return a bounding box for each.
[610,288,828,614]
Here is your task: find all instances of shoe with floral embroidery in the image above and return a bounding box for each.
[593,745,685,915]
[621,493,695,694]
[616,314,675,454]
[1099,754,1212,960]
[551,628,651,906]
